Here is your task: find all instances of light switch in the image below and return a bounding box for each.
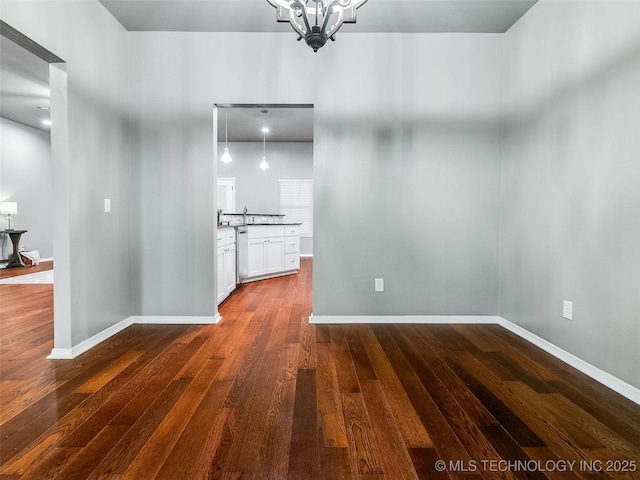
[563,300,573,320]
[375,278,384,292]
[104,198,111,213]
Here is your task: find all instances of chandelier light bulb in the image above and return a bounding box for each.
[259,156,270,170]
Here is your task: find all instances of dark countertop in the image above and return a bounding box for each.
[218,223,302,228]
[221,213,285,217]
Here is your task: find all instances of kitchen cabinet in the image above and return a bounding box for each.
[284,225,300,271]
[246,237,284,277]
[238,224,300,283]
[217,227,237,305]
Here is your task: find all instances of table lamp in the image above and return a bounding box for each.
[0,202,18,230]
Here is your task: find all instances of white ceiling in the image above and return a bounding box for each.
[0,0,538,136]
[218,106,314,143]
[0,36,51,133]
[98,0,537,33]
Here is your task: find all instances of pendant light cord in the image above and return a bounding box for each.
[225,109,229,148]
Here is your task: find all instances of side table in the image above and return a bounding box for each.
[1,230,28,268]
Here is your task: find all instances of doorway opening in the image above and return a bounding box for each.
[0,21,70,355]
[213,104,314,305]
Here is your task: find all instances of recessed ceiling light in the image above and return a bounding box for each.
[261,127,270,133]
[42,119,51,126]
[36,106,50,110]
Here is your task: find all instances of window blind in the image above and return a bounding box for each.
[279,179,313,237]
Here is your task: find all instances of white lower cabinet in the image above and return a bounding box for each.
[247,239,266,278]
[239,225,300,283]
[217,247,225,304]
[246,238,282,277]
[265,238,285,274]
[284,225,300,271]
[284,252,300,271]
[245,237,284,278]
[223,243,236,298]
[217,228,237,305]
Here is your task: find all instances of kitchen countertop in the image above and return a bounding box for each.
[218,223,302,228]
[221,213,285,217]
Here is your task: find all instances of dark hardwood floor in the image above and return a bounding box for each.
[1,258,640,479]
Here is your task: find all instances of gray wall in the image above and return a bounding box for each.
[315,117,502,315]
[218,141,312,215]
[129,32,504,317]
[0,117,53,260]
[501,2,640,388]
[1,1,131,346]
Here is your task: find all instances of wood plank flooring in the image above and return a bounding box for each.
[0,261,53,280]
[1,258,640,479]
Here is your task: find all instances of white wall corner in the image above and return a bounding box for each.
[497,317,640,406]
[47,316,134,359]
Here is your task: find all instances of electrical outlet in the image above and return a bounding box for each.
[375,278,384,292]
[563,300,573,320]
[20,245,26,252]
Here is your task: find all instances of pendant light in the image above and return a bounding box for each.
[259,126,270,170]
[220,109,233,163]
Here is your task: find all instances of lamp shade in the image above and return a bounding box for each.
[0,202,17,215]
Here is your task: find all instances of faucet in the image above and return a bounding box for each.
[243,206,248,224]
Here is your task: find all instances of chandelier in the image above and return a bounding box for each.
[267,0,368,52]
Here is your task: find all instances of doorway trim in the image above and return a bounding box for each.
[0,21,72,355]
[217,177,236,214]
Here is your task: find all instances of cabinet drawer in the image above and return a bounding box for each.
[225,229,236,244]
[284,253,300,271]
[284,225,300,237]
[284,236,299,254]
[217,227,236,246]
[247,225,284,239]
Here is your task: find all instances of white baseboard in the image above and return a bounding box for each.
[47,316,134,359]
[47,313,221,359]
[131,314,221,325]
[300,254,313,258]
[497,317,640,406]
[309,314,500,324]
[46,309,640,405]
